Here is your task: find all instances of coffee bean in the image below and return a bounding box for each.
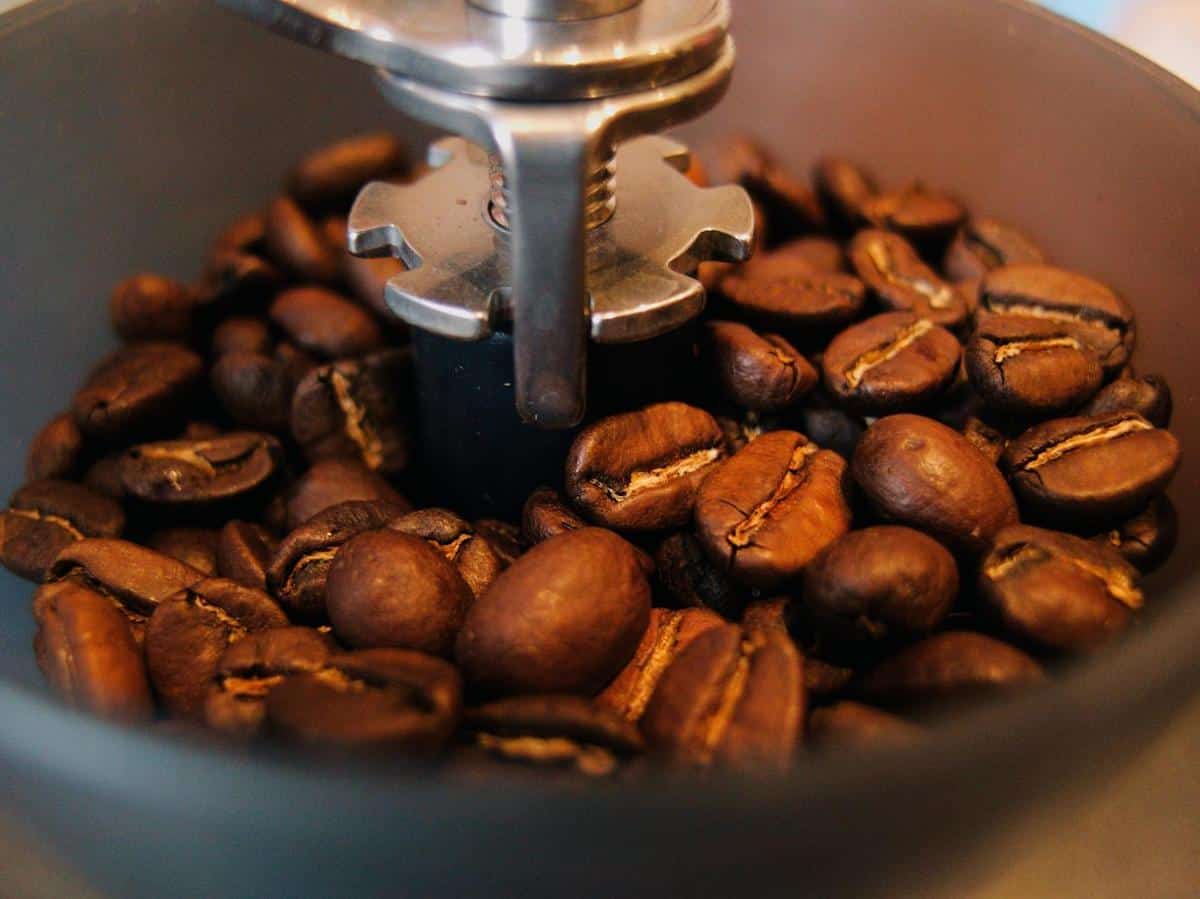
[211,317,274,357]
[704,321,817,412]
[210,352,294,433]
[26,412,85,481]
[979,524,1143,652]
[269,286,384,360]
[822,311,961,414]
[286,133,407,213]
[801,526,958,646]
[1002,411,1180,527]
[720,136,825,238]
[808,701,919,747]
[266,648,461,753]
[291,349,412,475]
[794,404,866,460]
[147,528,220,577]
[110,274,197,343]
[565,402,726,532]
[641,625,804,771]
[962,416,1008,465]
[472,518,524,568]
[390,509,503,598]
[81,454,126,501]
[860,631,1044,706]
[944,218,1045,283]
[654,532,748,619]
[181,421,225,441]
[521,486,585,545]
[212,212,267,256]
[695,431,852,588]
[0,480,124,581]
[120,432,283,507]
[201,248,283,311]
[852,415,1018,555]
[145,577,288,717]
[1081,374,1172,428]
[263,195,341,284]
[862,183,966,260]
[768,237,846,274]
[966,316,1103,416]
[849,229,969,330]
[32,580,153,722]
[979,264,1135,374]
[456,528,651,696]
[1091,495,1178,574]
[267,499,409,621]
[719,267,867,332]
[216,520,277,589]
[739,597,790,637]
[812,157,877,235]
[73,342,204,440]
[284,457,409,531]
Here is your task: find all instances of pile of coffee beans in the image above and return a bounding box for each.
[0,132,1182,777]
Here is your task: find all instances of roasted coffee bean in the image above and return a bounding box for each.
[849,229,968,330]
[147,528,220,577]
[694,431,852,588]
[81,454,125,501]
[291,349,411,475]
[213,212,267,256]
[704,321,817,412]
[521,486,586,545]
[795,405,866,460]
[472,518,524,568]
[739,597,790,637]
[642,625,804,771]
[962,416,1008,465]
[1092,495,1178,574]
[274,340,319,386]
[210,352,294,433]
[862,183,966,259]
[266,648,461,753]
[211,316,274,357]
[0,480,124,581]
[565,402,726,531]
[109,273,197,343]
[390,509,503,598]
[73,342,204,440]
[822,312,960,414]
[772,237,845,274]
[597,608,726,724]
[216,520,277,589]
[720,136,825,238]
[801,526,958,646]
[852,415,1018,555]
[181,421,224,441]
[464,695,644,777]
[269,286,384,360]
[737,597,856,697]
[654,532,747,619]
[1081,374,1172,428]
[719,267,867,332]
[26,412,85,481]
[267,499,409,621]
[284,457,408,531]
[263,195,341,284]
[861,631,1044,706]
[47,538,206,642]
[979,264,1135,374]
[145,577,288,717]
[812,157,877,235]
[456,528,650,696]
[808,701,919,747]
[966,316,1102,416]
[715,411,777,456]
[201,248,283,310]
[979,524,1143,652]
[120,432,283,506]
[1003,411,1180,527]
[204,626,332,738]
[944,218,1045,283]
[32,580,153,722]
[287,133,407,213]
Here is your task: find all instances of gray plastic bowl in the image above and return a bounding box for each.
[0,1,1197,896]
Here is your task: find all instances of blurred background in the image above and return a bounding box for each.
[1042,0,1199,84]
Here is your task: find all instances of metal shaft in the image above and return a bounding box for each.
[468,0,641,20]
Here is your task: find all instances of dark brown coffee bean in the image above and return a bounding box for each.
[822,312,961,414]
[704,321,817,412]
[204,626,332,738]
[287,133,407,213]
[962,416,1008,465]
[795,405,866,460]
[813,157,877,235]
[216,520,278,590]
[801,526,958,646]
[521,486,586,545]
[456,528,651,696]
[213,211,266,255]
[979,264,1135,374]
[694,431,852,588]
[862,183,966,258]
[269,286,384,360]
[110,274,197,343]
[81,455,125,501]
[283,457,409,531]
[808,701,920,747]
[119,432,283,506]
[1081,374,1172,428]
[0,480,125,581]
[73,342,204,440]
[719,268,867,332]
[565,402,726,532]
[966,316,1103,416]
[1003,411,1180,527]
[266,648,461,753]
[739,597,790,637]
[852,415,1018,555]
[979,524,1143,652]
[642,625,804,771]
[720,136,825,238]
[464,695,644,777]
[1091,495,1178,574]
[263,195,341,284]
[180,421,225,441]
[390,509,503,599]
[147,528,220,577]
[145,577,288,718]
[773,237,845,274]
[849,229,969,330]
[267,499,409,621]
[472,519,525,568]
[861,631,1044,706]
[210,352,294,433]
[291,349,411,475]
[944,218,1045,282]
[654,532,747,619]
[596,607,726,724]
[32,580,153,722]
[211,317,273,357]
[26,412,84,481]
[201,248,284,311]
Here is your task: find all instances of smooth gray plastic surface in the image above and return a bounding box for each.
[0,1,1197,896]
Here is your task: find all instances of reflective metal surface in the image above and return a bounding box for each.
[467,0,642,20]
